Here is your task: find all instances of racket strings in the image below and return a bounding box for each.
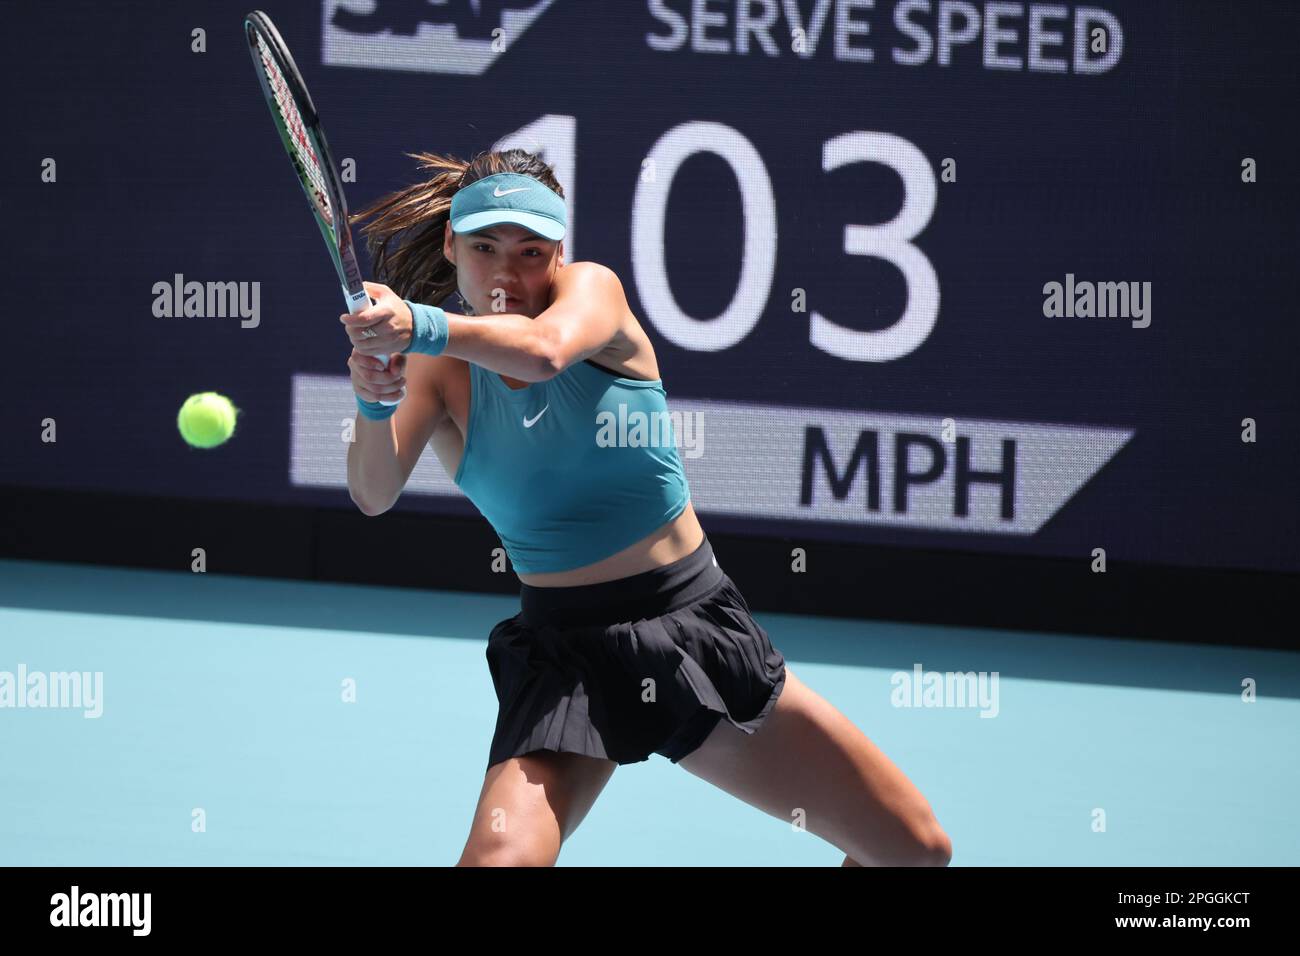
[253,32,335,228]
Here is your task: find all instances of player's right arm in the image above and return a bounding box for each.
[346,350,447,516]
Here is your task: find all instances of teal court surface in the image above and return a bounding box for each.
[1,558,1295,866]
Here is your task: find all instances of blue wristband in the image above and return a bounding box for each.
[404,301,450,356]
[356,394,398,421]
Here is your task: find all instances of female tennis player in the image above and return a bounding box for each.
[341,148,952,867]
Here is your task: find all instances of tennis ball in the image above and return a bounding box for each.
[177,392,239,449]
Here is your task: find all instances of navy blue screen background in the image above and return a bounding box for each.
[2,0,1296,574]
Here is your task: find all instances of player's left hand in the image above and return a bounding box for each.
[340,281,413,357]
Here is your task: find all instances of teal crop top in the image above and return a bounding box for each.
[453,357,691,574]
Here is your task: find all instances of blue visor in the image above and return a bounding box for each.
[449,172,566,241]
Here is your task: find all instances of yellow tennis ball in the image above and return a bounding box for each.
[177,392,239,449]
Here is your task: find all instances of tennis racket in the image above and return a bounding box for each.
[244,9,404,405]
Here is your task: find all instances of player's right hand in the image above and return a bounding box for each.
[349,348,407,403]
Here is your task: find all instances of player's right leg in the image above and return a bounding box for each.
[456,750,618,866]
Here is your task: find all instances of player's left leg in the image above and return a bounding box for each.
[676,667,952,866]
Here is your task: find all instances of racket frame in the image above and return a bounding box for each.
[245,10,402,401]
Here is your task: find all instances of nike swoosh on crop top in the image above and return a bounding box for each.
[453,355,691,574]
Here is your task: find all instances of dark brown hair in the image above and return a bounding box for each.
[349,148,565,309]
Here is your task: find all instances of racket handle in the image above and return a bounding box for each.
[345,286,405,406]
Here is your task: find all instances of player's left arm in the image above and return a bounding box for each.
[526,261,627,378]
[349,263,627,382]
[437,261,625,381]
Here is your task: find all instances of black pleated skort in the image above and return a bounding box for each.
[484,535,787,771]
